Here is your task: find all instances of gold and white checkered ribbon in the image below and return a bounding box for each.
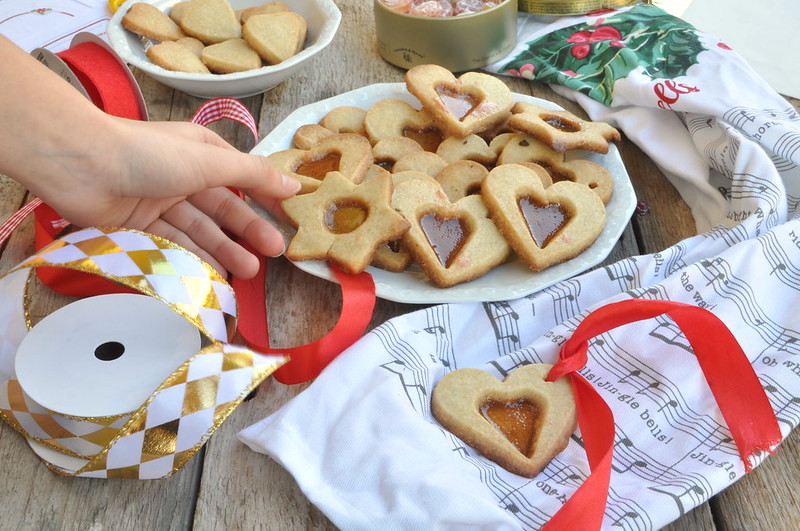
[0,227,286,479]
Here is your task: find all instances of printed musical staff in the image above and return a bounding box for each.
[483,301,521,355]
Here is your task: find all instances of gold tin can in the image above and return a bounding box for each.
[518,0,637,15]
[374,0,518,73]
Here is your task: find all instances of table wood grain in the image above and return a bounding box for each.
[1,1,798,529]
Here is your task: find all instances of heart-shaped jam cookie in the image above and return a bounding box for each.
[431,364,576,478]
[268,133,374,193]
[392,179,510,288]
[365,99,446,152]
[405,64,514,139]
[508,102,621,154]
[282,171,410,274]
[481,164,606,271]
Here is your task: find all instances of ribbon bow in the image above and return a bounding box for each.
[542,299,782,529]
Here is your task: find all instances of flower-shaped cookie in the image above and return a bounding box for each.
[481,164,606,272]
[393,178,510,288]
[282,171,410,274]
[405,64,514,138]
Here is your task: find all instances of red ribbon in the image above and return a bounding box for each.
[232,250,376,385]
[543,299,782,529]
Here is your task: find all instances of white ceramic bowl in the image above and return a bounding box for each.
[107,0,341,98]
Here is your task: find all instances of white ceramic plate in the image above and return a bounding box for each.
[251,83,637,304]
[106,0,341,99]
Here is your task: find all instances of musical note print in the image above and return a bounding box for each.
[483,301,521,355]
[648,482,706,516]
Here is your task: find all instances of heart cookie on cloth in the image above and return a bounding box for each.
[405,64,514,139]
[364,99,445,152]
[392,178,510,288]
[481,164,606,272]
[508,102,621,154]
[282,171,410,274]
[431,364,577,478]
[267,133,374,193]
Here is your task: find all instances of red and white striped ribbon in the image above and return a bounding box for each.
[0,197,42,247]
[190,97,259,144]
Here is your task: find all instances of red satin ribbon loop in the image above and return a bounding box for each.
[542,299,782,530]
[232,252,377,385]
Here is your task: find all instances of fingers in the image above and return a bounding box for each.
[157,200,263,279]
[143,218,229,277]
[187,187,286,259]
[148,121,302,200]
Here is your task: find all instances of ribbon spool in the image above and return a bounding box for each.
[517,0,639,15]
[30,33,148,296]
[0,227,286,479]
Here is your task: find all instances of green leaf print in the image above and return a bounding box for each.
[502,4,706,105]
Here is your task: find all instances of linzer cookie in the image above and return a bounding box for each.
[481,164,606,272]
[370,170,439,272]
[281,171,410,274]
[393,178,510,288]
[508,102,621,154]
[364,99,445,151]
[405,64,514,138]
[431,364,576,478]
[267,133,374,193]
[436,134,497,166]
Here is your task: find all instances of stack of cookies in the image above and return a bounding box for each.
[277,64,621,288]
[121,0,307,74]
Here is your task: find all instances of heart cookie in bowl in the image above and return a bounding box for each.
[405,64,514,139]
[431,364,576,478]
[392,179,510,288]
[481,163,607,272]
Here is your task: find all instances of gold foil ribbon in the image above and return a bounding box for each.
[0,227,287,479]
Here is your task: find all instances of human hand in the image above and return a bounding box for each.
[27,117,300,279]
[0,34,299,279]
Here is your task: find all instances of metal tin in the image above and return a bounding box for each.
[517,0,637,15]
[374,0,518,72]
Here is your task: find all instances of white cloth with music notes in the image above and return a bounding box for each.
[240,5,800,530]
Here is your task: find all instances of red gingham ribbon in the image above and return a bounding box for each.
[190,97,259,144]
[0,197,42,247]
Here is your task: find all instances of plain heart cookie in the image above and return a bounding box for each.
[179,0,241,44]
[392,178,510,288]
[431,364,577,478]
[481,163,606,272]
[243,11,307,65]
[405,64,514,138]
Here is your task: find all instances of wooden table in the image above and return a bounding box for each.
[1,1,798,529]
